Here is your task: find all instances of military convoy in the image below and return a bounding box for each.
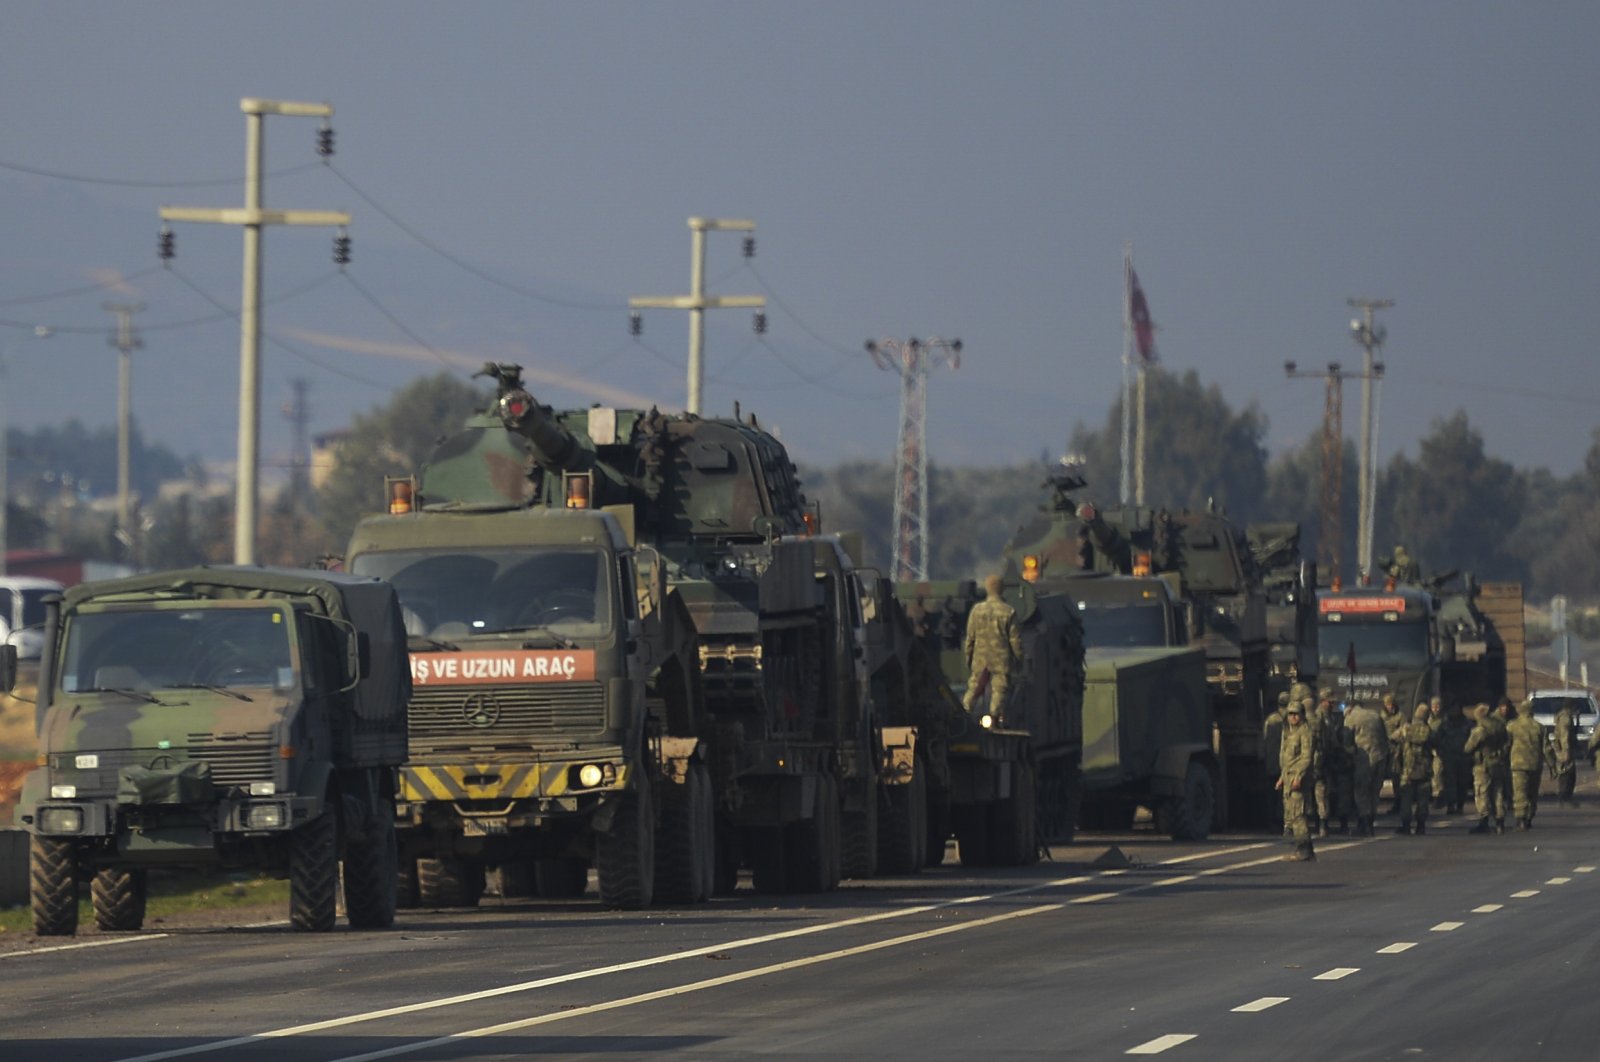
[14,567,410,935]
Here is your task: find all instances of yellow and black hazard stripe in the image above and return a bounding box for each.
[400,762,633,802]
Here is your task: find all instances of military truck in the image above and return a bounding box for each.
[346,504,711,909]
[483,364,842,894]
[1317,584,1439,711]
[896,574,1084,865]
[14,567,409,935]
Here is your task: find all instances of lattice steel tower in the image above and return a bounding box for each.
[1285,361,1348,584]
[866,336,961,581]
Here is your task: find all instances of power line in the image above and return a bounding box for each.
[0,265,166,306]
[336,270,464,375]
[0,269,340,335]
[0,157,321,188]
[742,260,859,359]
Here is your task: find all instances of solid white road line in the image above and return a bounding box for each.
[1127,1033,1197,1054]
[1376,942,1416,954]
[1231,997,1290,1013]
[1,933,168,959]
[1313,967,1360,980]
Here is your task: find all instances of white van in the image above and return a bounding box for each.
[0,576,66,658]
[1529,688,1600,745]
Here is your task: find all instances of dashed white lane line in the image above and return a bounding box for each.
[1510,890,1540,899]
[1070,892,1122,905]
[1575,866,1595,873]
[0,933,168,959]
[1431,921,1465,932]
[1313,967,1360,981]
[1232,997,1290,1013]
[1376,942,1416,954]
[1547,877,1572,885]
[1472,904,1503,913]
[1127,1034,1197,1054]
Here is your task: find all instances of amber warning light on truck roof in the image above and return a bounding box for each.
[386,476,416,514]
[1319,595,1406,614]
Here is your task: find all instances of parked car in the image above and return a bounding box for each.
[1528,688,1600,746]
[0,576,64,659]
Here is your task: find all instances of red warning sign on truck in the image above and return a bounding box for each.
[409,649,596,685]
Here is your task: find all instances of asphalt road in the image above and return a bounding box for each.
[5,781,1600,1062]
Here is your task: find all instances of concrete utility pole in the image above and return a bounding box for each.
[1285,361,1348,584]
[160,97,349,565]
[104,302,144,553]
[1347,298,1392,582]
[867,336,962,582]
[630,217,766,416]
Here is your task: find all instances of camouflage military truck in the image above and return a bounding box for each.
[481,364,841,895]
[896,574,1085,865]
[1245,522,1320,702]
[1006,467,1275,828]
[346,504,710,909]
[14,567,409,935]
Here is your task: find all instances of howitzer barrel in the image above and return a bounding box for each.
[482,363,596,475]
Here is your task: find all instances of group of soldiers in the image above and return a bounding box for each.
[1266,683,1588,862]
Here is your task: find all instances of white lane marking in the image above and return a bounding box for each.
[1155,875,1197,887]
[1101,869,1129,877]
[1376,942,1416,954]
[1314,967,1360,980]
[331,903,1072,1062]
[111,841,1363,1062]
[1126,1034,1198,1055]
[0,933,169,959]
[1070,892,1120,905]
[1511,890,1540,898]
[1472,904,1503,913]
[1575,866,1595,873]
[1232,996,1290,1013]
[1547,877,1572,885]
[1431,922,1464,932]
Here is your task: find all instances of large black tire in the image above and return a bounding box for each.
[878,755,928,875]
[30,837,79,937]
[1038,759,1081,845]
[343,803,398,929]
[395,857,420,909]
[289,813,339,932]
[535,857,589,899]
[840,775,880,881]
[597,772,655,909]
[988,762,1038,866]
[1164,760,1215,842]
[416,857,484,908]
[654,763,713,904]
[784,774,840,893]
[91,867,148,931]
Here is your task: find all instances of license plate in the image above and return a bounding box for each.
[461,817,508,837]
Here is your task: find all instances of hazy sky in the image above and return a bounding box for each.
[2,2,1596,497]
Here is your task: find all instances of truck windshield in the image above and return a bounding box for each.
[1078,603,1169,648]
[351,547,612,640]
[1317,622,1429,671]
[61,606,295,692]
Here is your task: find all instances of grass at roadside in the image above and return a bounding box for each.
[0,871,290,934]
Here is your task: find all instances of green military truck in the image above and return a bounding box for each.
[347,504,712,909]
[14,567,409,935]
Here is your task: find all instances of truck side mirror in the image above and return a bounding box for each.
[0,644,15,693]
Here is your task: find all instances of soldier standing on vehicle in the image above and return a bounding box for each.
[1262,691,1290,829]
[962,574,1023,727]
[1278,702,1317,861]
[1550,699,1579,807]
[1465,704,1510,834]
[1396,705,1437,835]
[1507,699,1545,830]
[1344,695,1389,836]
[1380,693,1406,816]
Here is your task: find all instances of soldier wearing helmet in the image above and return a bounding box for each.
[1380,693,1406,815]
[1464,703,1510,834]
[1506,699,1545,831]
[1394,705,1437,835]
[1277,700,1317,861]
[962,574,1022,728]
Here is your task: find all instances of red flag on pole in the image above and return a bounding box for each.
[1129,269,1158,364]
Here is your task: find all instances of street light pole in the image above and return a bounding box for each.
[1347,297,1392,581]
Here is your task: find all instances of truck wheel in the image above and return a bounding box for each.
[343,805,398,929]
[535,857,589,899]
[1166,761,1215,842]
[655,762,712,904]
[1038,760,1080,845]
[989,762,1038,866]
[289,813,339,932]
[417,857,483,908]
[597,772,655,909]
[840,774,880,880]
[91,867,148,931]
[878,754,927,875]
[784,774,840,893]
[30,837,79,937]
[395,857,420,909]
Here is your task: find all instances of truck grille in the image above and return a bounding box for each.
[185,733,277,788]
[408,682,607,748]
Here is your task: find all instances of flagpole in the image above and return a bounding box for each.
[1135,351,1147,507]
[1119,244,1133,506]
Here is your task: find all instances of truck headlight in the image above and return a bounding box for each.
[245,803,285,829]
[50,784,77,799]
[577,764,605,788]
[39,806,84,834]
[248,781,277,796]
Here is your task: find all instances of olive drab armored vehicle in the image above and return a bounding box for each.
[1246,522,1320,698]
[13,567,410,935]
[483,364,843,894]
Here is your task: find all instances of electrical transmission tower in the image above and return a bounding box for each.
[866,336,962,582]
[1285,361,1349,584]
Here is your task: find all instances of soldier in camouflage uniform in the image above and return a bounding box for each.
[1507,699,1545,830]
[1426,697,1447,808]
[1277,701,1317,861]
[1379,693,1407,816]
[1464,703,1510,834]
[1262,691,1290,829]
[1439,701,1473,814]
[1549,700,1579,807]
[1343,694,1389,836]
[1312,694,1354,835]
[962,574,1023,726]
[1395,705,1437,834]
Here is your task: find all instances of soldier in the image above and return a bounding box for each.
[1310,695,1338,835]
[1549,698,1579,807]
[1464,703,1510,834]
[1277,701,1317,861]
[1380,693,1407,816]
[962,574,1023,726]
[1387,545,1420,584]
[1437,701,1472,814]
[1395,705,1437,835]
[1507,699,1545,830]
[1344,694,1389,836]
[1262,691,1290,828]
[1426,696,1447,808]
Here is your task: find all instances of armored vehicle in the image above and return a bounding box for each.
[14,567,409,935]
